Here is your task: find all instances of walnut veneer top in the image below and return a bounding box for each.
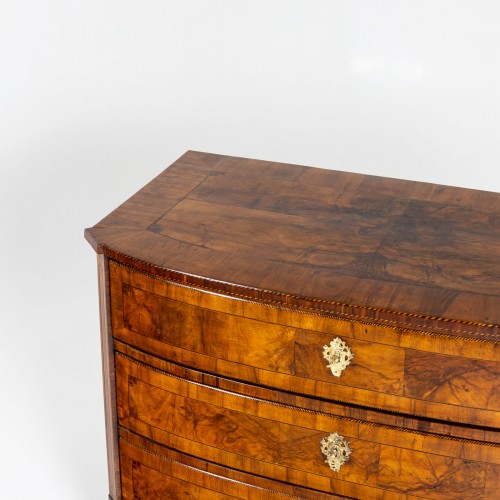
[85,151,500,339]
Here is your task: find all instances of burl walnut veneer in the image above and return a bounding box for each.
[85,151,500,499]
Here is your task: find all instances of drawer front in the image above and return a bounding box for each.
[110,261,500,426]
[119,431,341,499]
[116,351,500,500]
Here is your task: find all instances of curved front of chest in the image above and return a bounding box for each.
[110,261,500,428]
[87,154,500,500]
[119,429,346,500]
[115,346,500,500]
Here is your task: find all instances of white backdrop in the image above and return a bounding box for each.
[1,1,499,498]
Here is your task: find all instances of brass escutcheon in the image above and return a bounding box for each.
[320,432,352,472]
[322,337,354,377]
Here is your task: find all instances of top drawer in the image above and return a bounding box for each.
[110,261,500,427]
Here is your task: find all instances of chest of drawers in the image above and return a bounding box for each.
[85,151,500,499]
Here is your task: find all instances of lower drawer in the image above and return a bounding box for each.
[119,430,341,499]
[116,350,500,499]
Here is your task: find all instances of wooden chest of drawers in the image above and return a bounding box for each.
[85,151,500,499]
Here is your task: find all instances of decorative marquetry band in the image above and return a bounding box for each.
[320,432,352,472]
[322,337,354,377]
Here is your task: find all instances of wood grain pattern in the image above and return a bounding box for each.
[132,464,234,500]
[86,152,500,499]
[115,340,500,444]
[110,260,499,361]
[85,151,500,336]
[119,430,347,500]
[404,350,500,411]
[121,282,403,393]
[122,284,296,375]
[377,447,486,499]
[115,350,500,499]
[110,262,500,426]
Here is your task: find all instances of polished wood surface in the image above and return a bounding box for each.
[97,254,121,500]
[85,150,500,337]
[86,152,500,499]
[115,340,500,444]
[110,261,500,427]
[115,347,500,499]
[119,429,344,500]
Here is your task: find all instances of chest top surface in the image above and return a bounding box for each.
[85,151,500,338]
